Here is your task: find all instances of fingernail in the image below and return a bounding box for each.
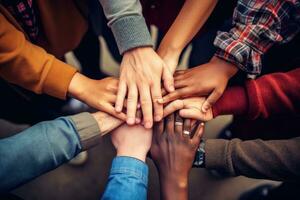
[202,104,209,112]
[200,122,205,126]
[170,85,175,92]
[157,99,163,104]
[135,118,141,124]
[155,115,161,121]
[127,118,135,125]
[115,106,121,112]
[145,122,152,129]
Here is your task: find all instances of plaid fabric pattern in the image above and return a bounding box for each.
[1,0,39,42]
[214,0,300,75]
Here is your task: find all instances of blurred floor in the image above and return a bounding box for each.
[1,33,279,200]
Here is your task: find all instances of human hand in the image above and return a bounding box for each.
[163,97,213,122]
[115,47,174,129]
[157,45,181,75]
[150,113,204,200]
[162,56,238,112]
[111,124,152,162]
[68,74,126,121]
[91,112,123,137]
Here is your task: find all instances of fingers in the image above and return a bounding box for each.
[162,87,190,104]
[174,112,183,135]
[151,81,163,122]
[104,103,127,121]
[166,113,175,135]
[201,88,223,112]
[179,107,202,120]
[183,119,191,138]
[138,84,153,129]
[163,100,184,117]
[153,121,164,136]
[162,65,175,92]
[115,80,127,112]
[126,84,138,125]
[192,123,205,145]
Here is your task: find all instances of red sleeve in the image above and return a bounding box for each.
[213,68,300,119]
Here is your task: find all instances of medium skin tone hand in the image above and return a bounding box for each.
[150,113,204,200]
[115,47,174,129]
[163,97,213,122]
[158,0,218,74]
[91,112,123,137]
[162,56,238,112]
[111,124,152,162]
[68,74,127,121]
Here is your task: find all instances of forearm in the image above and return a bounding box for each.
[99,0,153,54]
[158,0,217,57]
[159,174,188,200]
[205,137,300,181]
[0,13,77,99]
[213,68,300,119]
[0,112,104,191]
[213,0,299,74]
[0,116,81,191]
[102,156,148,200]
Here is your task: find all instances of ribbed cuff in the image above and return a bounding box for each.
[70,112,101,150]
[212,86,249,117]
[43,57,77,100]
[110,16,153,54]
[205,139,234,175]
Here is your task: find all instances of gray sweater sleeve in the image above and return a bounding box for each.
[99,0,153,54]
[205,137,300,181]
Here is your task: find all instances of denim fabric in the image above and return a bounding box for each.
[102,156,148,200]
[0,117,82,192]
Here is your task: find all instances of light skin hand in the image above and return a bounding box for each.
[150,113,204,200]
[111,124,152,162]
[91,112,123,137]
[68,73,127,121]
[163,97,213,122]
[162,56,238,112]
[115,47,174,129]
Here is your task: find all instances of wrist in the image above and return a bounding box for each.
[67,72,90,100]
[159,173,188,200]
[91,112,123,136]
[210,56,238,78]
[117,147,147,162]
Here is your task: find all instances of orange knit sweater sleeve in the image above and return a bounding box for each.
[0,13,77,99]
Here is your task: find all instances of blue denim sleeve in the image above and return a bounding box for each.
[101,156,148,200]
[0,117,82,192]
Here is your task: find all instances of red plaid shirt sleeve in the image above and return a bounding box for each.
[214,0,300,75]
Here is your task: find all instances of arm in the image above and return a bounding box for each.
[0,12,76,99]
[102,124,152,200]
[99,1,174,128]
[213,67,300,119]
[0,13,126,120]
[0,112,122,192]
[205,137,300,181]
[158,0,218,73]
[214,0,300,74]
[99,0,152,54]
[150,114,204,200]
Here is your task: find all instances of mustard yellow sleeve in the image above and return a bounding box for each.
[0,13,77,99]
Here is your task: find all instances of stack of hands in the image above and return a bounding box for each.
[78,46,238,200]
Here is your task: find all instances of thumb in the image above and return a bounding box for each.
[162,65,175,92]
[202,89,223,113]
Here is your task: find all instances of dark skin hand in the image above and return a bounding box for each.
[150,113,204,200]
[161,56,238,113]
